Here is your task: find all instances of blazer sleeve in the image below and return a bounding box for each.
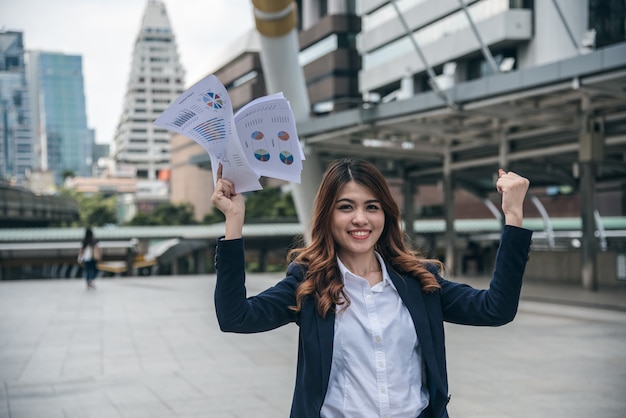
[214,238,301,333]
[438,225,533,326]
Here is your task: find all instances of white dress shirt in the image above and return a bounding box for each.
[320,252,429,418]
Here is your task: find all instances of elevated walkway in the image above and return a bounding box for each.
[1,218,626,285]
[0,184,79,227]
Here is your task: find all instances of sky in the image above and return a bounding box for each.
[1,0,255,145]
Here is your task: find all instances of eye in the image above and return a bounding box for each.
[337,204,353,210]
[367,204,381,211]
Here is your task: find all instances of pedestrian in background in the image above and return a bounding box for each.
[211,158,532,418]
[78,227,101,289]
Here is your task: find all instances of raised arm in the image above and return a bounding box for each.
[440,169,532,325]
[210,163,246,239]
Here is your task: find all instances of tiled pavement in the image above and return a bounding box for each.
[1,274,625,418]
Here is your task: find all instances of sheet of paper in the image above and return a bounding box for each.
[234,93,305,184]
[153,75,262,193]
[154,74,305,191]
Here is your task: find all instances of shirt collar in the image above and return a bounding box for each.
[337,252,394,290]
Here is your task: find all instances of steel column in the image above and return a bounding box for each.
[443,145,456,275]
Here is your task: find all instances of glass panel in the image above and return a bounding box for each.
[298,34,339,66]
[364,0,511,69]
[589,0,626,47]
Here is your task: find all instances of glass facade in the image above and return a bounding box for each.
[589,0,626,47]
[363,0,513,69]
[0,31,32,184]
[35,53,91,181]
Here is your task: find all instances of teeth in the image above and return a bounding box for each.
[350,231,369,237]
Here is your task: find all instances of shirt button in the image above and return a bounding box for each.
[375,336,381,342]
[380,387,386,394]
[365,294,372,299]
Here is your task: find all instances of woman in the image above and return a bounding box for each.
[78,227,101,289]
[212,158,532,418]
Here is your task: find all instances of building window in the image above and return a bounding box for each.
[467,49,517,79]
[509,0,533,8]
[589,0,626,47]
[299,35,338,66]
[363,0,512,70]
[225,71,259,89]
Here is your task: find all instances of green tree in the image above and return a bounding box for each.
[235,187,297,222]
[201,187,298,225]
[60,189,117,226]
[202,207,225,224]
[84,203,117,226]
[61,170,75,181]
[128,202,198,226]
[127,211,153,226]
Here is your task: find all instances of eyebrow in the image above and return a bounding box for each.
[335,198,381,204]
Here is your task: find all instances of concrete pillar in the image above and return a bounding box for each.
[402,170,416,246]
[195,249,207,274]
[328,0,356,15]
[578,95,603,290]
[579,161,597,290]
[252,0,323,242]
[496,120,507,170]
[443,145,456,275]
[259,248,268,272]
[293,149,324,243]
[301,0,320,30]
[497,121,508,229]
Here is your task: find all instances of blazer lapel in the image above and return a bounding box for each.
[386,265,446,394]
[316,309,335,395]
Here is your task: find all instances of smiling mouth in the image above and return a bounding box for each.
[349,231,370,238]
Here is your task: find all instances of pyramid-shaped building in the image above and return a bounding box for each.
[112,0,185,181]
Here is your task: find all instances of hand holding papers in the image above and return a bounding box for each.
[154,74,305,193]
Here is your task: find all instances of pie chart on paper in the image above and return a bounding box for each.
[277,131,290,141]
[251,131,264,140]
[254,149,270,162]
[279,151,294,165]
[202,92,223,109]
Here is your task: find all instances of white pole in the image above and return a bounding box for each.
[251,0,323,240]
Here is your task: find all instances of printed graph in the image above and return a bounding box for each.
[277,131,290,141]
[192,117,226,143]
[251,131,264,140]
[254,149,270,162]
[172,109,196,128]
[279,151,294,165]
[202,91,224,109]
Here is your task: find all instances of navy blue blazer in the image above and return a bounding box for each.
[214,225,532,418]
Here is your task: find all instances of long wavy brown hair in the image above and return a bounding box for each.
[288,158,442,318]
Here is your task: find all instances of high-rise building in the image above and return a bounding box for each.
[0,30,32,184]
[112,0,185,181]
[358,0,625,99]
[27,51,92,182]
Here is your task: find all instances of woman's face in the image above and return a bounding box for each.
[331,181,385,259]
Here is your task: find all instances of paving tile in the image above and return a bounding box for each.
[0,275,624,417]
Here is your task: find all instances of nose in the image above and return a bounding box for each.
[352,208,368,225]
